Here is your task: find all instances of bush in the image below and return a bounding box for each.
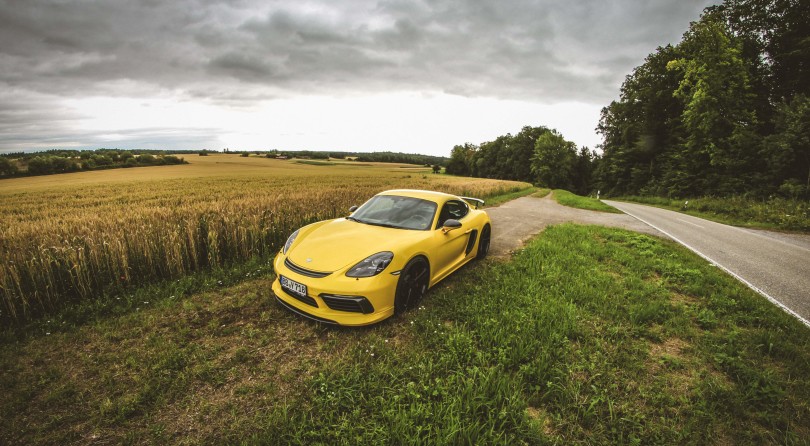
[137,154,157,165]
[162,155,184,165]
[0,157,18,176]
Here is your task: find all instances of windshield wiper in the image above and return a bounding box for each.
[364,221,400,229]
[347,216,401,229]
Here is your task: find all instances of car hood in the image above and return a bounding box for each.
[288,218,426,272]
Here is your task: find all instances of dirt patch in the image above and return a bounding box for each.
[526,406,555,436]
[650,337,689,359]
[486,194,666,257]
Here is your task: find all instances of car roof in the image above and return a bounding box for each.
[377,189,459,202]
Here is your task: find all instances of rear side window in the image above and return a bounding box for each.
[436,200,469,228]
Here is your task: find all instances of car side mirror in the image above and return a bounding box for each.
[442,219,462,233]
[349,205,358,213]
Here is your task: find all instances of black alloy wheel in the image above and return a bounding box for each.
[476,224,491,260]
[394,257,429,313]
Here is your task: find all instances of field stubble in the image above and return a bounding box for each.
[0,155,530,323]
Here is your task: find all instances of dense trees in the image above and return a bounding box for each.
[0,149,187,178]
[447,126,598,195]
[0,157,18,177]
[597,0,810,198]
[264,150,449,166]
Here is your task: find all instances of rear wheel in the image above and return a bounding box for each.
[394,257,429,313]
[476,224,491,260]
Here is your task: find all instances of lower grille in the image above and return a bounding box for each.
[320,294,374,314]
[291,292,318,307]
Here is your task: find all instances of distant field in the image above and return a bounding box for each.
[0,154,530,323]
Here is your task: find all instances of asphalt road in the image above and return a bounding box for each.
[604,200,810,327]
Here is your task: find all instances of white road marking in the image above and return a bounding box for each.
[615,204,810,329]
[677,218,704,229]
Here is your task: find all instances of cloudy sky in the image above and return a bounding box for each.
[0,0,713,156]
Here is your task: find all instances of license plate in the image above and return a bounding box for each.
[280,275,307,298]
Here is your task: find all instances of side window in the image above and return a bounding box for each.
[436,200,469,228]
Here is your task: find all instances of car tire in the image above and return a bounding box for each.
[394,257,429,314]
[476,224,491,260]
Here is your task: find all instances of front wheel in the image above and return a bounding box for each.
[394,257,429,314]
[476,224,491,260]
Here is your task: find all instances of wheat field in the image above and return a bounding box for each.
[0,154,530,323]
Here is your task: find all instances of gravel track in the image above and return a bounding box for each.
[487,193,664,257]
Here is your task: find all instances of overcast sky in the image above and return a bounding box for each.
[0,0,714,157]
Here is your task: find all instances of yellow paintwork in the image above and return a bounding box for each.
[271,189,492,325]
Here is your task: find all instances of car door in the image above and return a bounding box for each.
[430,199,473,281]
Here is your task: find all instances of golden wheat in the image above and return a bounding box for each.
[0,155,530,322]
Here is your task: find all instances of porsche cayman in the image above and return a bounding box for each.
[271,189,492,326]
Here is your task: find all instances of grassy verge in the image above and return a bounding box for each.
[483,186,538,207]
[3,224,808,445]
[553,189,621,213]
[614,195,810,232]
[533,188,552,198]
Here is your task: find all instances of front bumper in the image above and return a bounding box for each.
[271,253,397,326]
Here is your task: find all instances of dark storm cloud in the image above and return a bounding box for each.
[0,0,713,151]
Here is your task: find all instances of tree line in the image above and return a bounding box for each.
[262,149,449,166]
[0,149,186,178]
[446,126,598,195]
[596,0,809,199]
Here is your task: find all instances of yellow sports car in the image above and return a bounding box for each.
[271,189,492,326]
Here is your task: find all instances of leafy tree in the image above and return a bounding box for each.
[446,144,476,176]
[667,13,760,194]
[137,153,156,165]
[27,156,53,175]
[531,130,577,189]
[765,94,810,196]
[0,157,18,176]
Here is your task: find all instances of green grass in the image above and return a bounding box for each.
[553,189,621,213]
[614,195,810,232]
[293,159,335,166]
[3,224,808,444]
[483,186,538,207]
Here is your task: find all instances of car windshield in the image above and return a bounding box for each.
[349,195,437,230]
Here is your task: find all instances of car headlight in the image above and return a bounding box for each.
[346,252,394,278]
[282,229,300,254]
